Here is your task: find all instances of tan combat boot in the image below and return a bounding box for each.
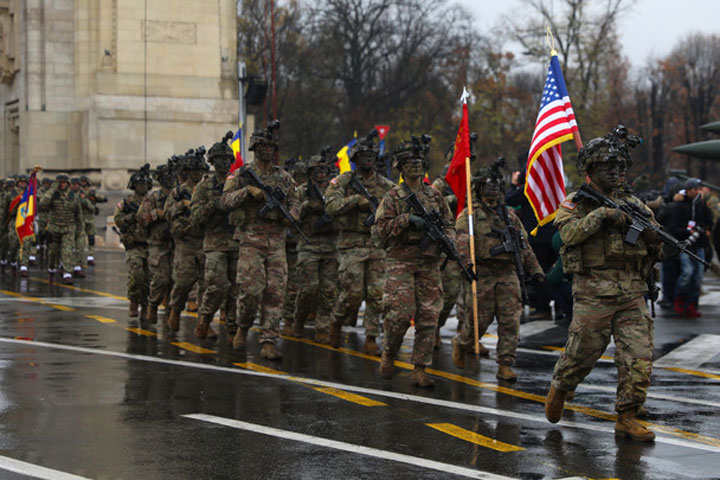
[194,314,217,340]
[451,339,465,369]
[186,299,199,312]
[496,365,518,381]
[146,305,158,324]
[615,410,655,442]
[565,390,576,401]
[411,366,435,388]
[314,330,330,344]
[636,406,649,418]
[379,350,395,379]
[292,320,305,339]
[219,309,227,324]
[260,343,283,360]
[128,301,139,318]
[544,385,568,423]
[232,327,249,350]
[363,336,380,356]
[329,323,342,348]
[476,343,490,357]
[282,320,294,336]
[166,308,181,332]
[139,304,148,321]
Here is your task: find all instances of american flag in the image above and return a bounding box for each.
[524,54,578,230]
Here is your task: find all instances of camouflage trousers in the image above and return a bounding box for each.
[147,244,172,307]
[383,257,443,366]
[0,230,8,263]
[199,249,238,324]
[125,245,149,304]
[438,261,462,328]
[85,222,96,257]
[6,230,19,265]
[455,269,521,365]
[169,242,205,312]
[236,240,287,345]
[47,227,75,271]
[551,294,653,413]
[282,243,298,323]
[73,223,86,266]
[332,246,385,337]
[294,248,338,333]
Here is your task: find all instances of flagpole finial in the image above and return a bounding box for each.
[460,87,470,104]
[546,26,558,57]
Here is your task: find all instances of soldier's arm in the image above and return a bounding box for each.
[325,178,360,216]
[137,195,157,228]
[439,192,456,243]
[555,202,607,246]
[513,214,543,277]
[113,201,132,230]
[374,191,410,240]
[455,209,470,260]
[219,174,249,211]
[190,183,212,228]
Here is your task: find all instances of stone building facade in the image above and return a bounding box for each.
[0,0,239,190]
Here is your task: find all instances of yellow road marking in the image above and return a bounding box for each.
[126,327,157,336]
[661,367,720,381]
[235,362,287,375]
[542,345,613,361]
[28,277,129,301]
[0,290,75,312]
[426,423,524,452]
[171,342,216,354]
[86,314,116,324]
[311,387,387,407]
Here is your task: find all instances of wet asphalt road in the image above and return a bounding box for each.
[1,251,720,479]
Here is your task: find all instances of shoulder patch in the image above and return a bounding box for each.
[116,201,123,208]
[330,177,338,185]
[560,199,575,210]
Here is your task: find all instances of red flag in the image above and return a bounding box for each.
[445,97,470,217]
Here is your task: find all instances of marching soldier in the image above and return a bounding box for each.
[70,177,91,278]
[291,154,338,343]
[137,163,175,324]
[113,165,151,316]
[373,136,455,387]
[282,158,308,334]
[165,149,207,332]
[326,131,394,354]
[451,166,543,381]
[220,120,300,360]
[41,175,83,284]
[79,175,108,266]
[190,132,238,340]
[544,126,661,442]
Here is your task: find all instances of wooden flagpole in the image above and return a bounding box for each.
[465,157,480,355]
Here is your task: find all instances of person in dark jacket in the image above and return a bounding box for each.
[665,178,713,318]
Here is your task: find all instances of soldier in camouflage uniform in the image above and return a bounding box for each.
[165,149,207,332]
[137,163,175,324]
[373,136,455,387]
[326,132,394,354]
[220,121,300,360]
[191,132,238,340]
[41,175,83,284]
[35,177,52,261]
[0,178,11,272]
[451,167,543,381]
[291,154,338,343]
[282,158,308,335]
[113,165,151,317]
[79,175,108,266]
[5,175,28,275]
[544,126,661,442]
[70,177,91,278]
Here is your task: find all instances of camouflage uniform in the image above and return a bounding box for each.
[4,183,22,269]
[221,162,299,347]
[113,191,149,307]
[453,200,542,366]
[325,171,394,339]
[191,172,238,333]
[374,182,454,367]
[80,181,108,264]
[137,185,173,317]
[551,188,659,412]
[294,178,338,340]
[41,179,83,283]
[71,180,91,275]
[0,182,9,269]
[166,178,205,318]
[282,160,308,332]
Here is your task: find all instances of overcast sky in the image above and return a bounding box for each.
[455,0,720,67]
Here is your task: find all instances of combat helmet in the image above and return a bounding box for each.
[55,174,69,183]
[70,177,80,185]
[391,134,432,170]
[153,163,175,188]
[306,146,332,173]
[4,177,16,188]
[248,119,280,152]
[444,132,479,164]
[208,131,235,163]
[183,146,209,171]
[127,163,152,190]
[577,124,643,173]
[350,130,379,164]
[16,174,29,185]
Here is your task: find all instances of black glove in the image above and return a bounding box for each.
[409,214,426,230]
[531,273,546,284]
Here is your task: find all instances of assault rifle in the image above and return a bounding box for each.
[402,184,477,283]
[307,182,333,229]
[574,183,716,272]
[122,199,140,214]
[240,166,309,243]
[489,206,530,308]
[349,174,379,227]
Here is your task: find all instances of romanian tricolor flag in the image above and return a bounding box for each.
[230,124,244,173]
[335,132,357,174]
[15,171,37,244]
